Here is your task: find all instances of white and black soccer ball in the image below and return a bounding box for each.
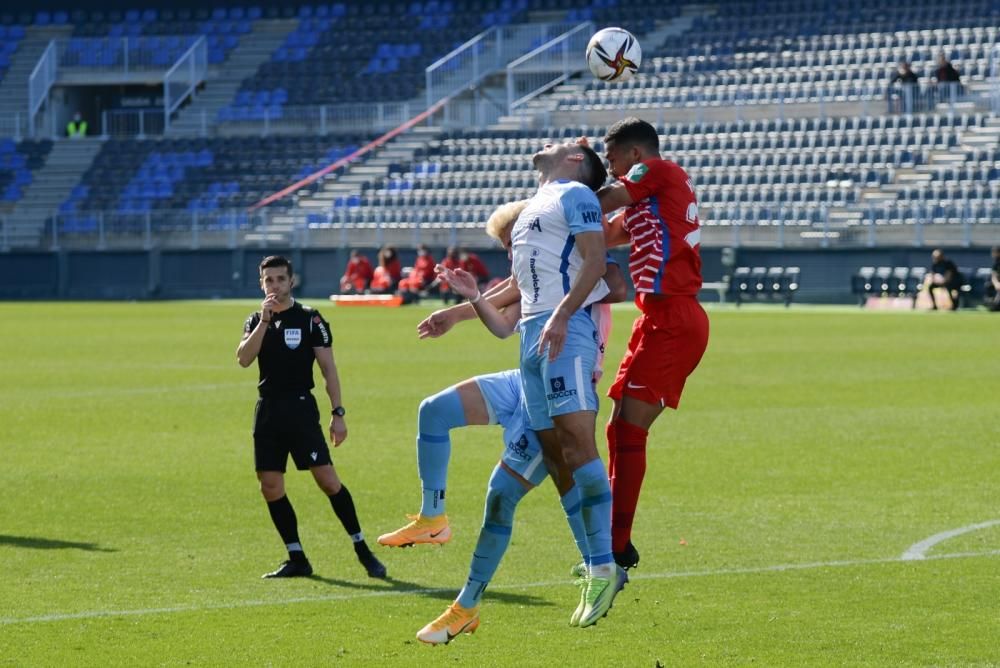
[586,27,641,83]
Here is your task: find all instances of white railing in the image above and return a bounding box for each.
[164,36,207,131]
[506,22,592,114]
[35,204,1000,251]
[0,113,26,140]
[102,108,166,138]
[544,82,978,128]
[58,36,199,74]
[425,22,579,109]
[28,41,58,136]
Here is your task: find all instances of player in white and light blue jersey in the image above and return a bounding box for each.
[437,143,626,631]
[377,198,624,643]
[408,288,621,645]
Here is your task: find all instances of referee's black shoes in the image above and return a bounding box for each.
[262,559,314,579]
[355,543,387,579]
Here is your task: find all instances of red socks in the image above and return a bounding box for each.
[609,418,648,553]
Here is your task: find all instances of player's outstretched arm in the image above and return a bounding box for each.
[436,265,519,339]
[417,275,519,339]
[596,181,636,214]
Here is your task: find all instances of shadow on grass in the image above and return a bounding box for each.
[306,573,552,607]
[0,534,117,552]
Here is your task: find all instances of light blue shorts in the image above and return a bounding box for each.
[518,309,599,431]
[474,370,549,487]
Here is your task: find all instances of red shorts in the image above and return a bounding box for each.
[608,294,709,409]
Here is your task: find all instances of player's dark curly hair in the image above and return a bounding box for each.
[576,144,608,192]
[259,255,293,277]
[604,117,660,154]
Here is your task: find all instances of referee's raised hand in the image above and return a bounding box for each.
[261,293,279,321]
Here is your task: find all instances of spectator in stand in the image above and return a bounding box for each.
[987,246,1000,312]
[923,248,964,311]
[459,248,491,289]
[436,246,463,304]
[889,60,920,113]
[933,52,963,104]
[339,249,374,294]
[66,111,88,139]
[397,244,438,304]
[369,246,402,295]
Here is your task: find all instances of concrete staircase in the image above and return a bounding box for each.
[0,25,74,138]
[3,137,104,248]
[166,19,298,136]
[860,117,1000,208]
[254,125,444,243]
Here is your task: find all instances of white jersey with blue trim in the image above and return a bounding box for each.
[511,180,610,316]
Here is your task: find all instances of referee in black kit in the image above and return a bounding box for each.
[237,255,386,579]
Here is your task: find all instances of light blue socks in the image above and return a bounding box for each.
[416,387,466,517]
[456,465,526,608]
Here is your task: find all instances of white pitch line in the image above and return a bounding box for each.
[2,549,998,627]
[900,520,1000,561]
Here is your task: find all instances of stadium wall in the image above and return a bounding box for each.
[4,247,994,302]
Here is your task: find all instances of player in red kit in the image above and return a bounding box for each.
[588,117,709,570]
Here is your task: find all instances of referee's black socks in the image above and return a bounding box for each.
[328,485,368,548]
[267,495,308,562]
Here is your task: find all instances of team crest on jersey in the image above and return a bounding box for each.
[626,163,648,183]
[284,328,302,349]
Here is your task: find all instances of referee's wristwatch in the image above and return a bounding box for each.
[331,406,346,417]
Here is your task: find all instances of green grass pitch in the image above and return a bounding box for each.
[1,300,998,666]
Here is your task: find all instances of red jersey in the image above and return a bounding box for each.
[460,253,490,281]
[619,158,702,300]
[343,256,373,283]
[411,254,437,284]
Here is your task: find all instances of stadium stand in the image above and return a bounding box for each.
[0,0,997,304]
[0,24,27,86]
[53,134,368,234]
[63,7,253,65]
[0,138,53,206]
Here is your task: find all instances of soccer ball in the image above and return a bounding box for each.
[586,27,641,83]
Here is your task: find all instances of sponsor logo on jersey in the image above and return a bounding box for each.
[313,318,330,345]
[546,376,578,401]
[579,206,601,225]
[529,217,542,232]
[507,433,531,459]
[626,163,648,183]
[528,255,540,303]
[284,328,302,349]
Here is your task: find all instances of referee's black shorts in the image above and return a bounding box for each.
[252,393,332,472]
